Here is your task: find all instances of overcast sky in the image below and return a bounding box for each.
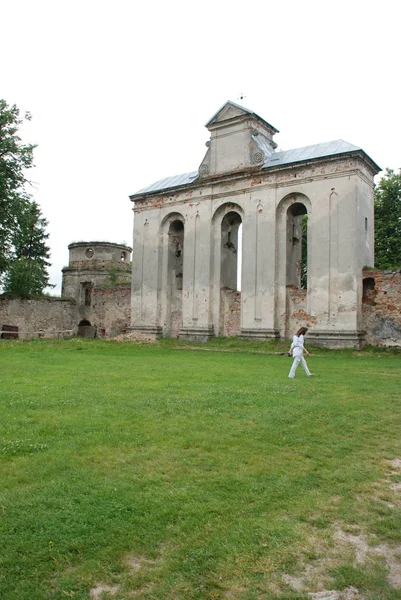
[3,0,400,293]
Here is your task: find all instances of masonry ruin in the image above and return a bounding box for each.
[0,242,133,339]
[2,102,401,348]
[128,101,381,347]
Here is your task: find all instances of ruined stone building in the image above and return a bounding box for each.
[3,102,401,347]
[61,242,132,336]
[0,242,133,339]
[128,101,381,347]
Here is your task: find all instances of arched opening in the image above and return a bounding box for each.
[78,319,91,327]
[286,202,308,289]
[77,319,96,338]
[211,202,244,338]
[81,281,93,306]
[362,277,376,305]
[237,223,243,290]
[221,211,242,291]
[219,210,242,336]
[301,214,308,289]
[166,218,184,336]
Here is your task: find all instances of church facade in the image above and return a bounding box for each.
[128,101,380,347]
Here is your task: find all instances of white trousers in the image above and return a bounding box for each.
[288,354,312,378]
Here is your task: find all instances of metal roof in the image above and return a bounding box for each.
[131,139,369,197]
[263,139,361,168]
[134,171,198,195]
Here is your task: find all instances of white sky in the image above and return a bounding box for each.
[2,0,400,294]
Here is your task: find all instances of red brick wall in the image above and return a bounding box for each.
[362,269,401,346]
[220,288,241,337]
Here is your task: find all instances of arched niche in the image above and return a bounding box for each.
[211,202,244,335]
[277,194,311,291]
[212,203,244,292]
[276,193,311,336]
[161,213,185,336]
[286,201,308,289]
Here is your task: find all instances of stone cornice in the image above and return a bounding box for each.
[131,151,377,211]
[132,155,376,213]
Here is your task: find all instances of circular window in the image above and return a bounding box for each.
[85,248,94,258]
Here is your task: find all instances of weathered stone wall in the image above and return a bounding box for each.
[2,270,400,346]
[0,296,76,339]
[286,287,315,337]
[220,288,241,337]
[362,269,401,346]
[170,307,183,339]
[0,284,131,340]
[91,284,131,337]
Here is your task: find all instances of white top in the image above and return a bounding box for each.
[291,334,305,357]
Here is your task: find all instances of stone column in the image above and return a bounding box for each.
[240,193,278,339]
[130,210,162,337]
[179,204,214,341]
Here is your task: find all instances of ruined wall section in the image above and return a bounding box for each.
[0,296,75,338]
[220,289,241,336]
[362,269,401,346]
[0,285,132,340]
[91,284,131,337]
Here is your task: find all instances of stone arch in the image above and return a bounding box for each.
[276,193,312,337]
[78,319,91,326]
[77,319,96,338]
[211,202,244,335]
[160,212,185,337]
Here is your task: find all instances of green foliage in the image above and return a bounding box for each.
[374,168,401,269]
[1,340,401,598]
[0,99,52,293]
[107,264,131,286]
[2,256,50,296]
[3,200,52,295]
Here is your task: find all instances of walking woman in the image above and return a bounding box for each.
[288,327,315,378]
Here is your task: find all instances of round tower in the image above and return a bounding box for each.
[62,241,132,304]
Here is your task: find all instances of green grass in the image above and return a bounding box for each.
[1,338,401,599]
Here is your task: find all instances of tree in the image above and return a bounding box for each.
[374,168,401,269]
[2,200,52,295]
[0,99,52,294]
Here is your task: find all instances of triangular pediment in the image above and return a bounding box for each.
[205,101,253,128]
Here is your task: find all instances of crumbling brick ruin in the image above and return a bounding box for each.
[1,103,401,348]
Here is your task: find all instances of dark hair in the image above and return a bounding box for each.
[296,327,308,336]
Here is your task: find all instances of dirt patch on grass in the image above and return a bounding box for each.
[111,332,157,343]
[90,584,119,598]
[308,589,361,599]
[283,459,401,597]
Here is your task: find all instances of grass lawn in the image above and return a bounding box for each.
[1,338,401,600]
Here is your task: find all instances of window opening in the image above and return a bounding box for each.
[221,212,242,291]
[286,202,308,289]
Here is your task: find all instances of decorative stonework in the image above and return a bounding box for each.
[253,151,265,164]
